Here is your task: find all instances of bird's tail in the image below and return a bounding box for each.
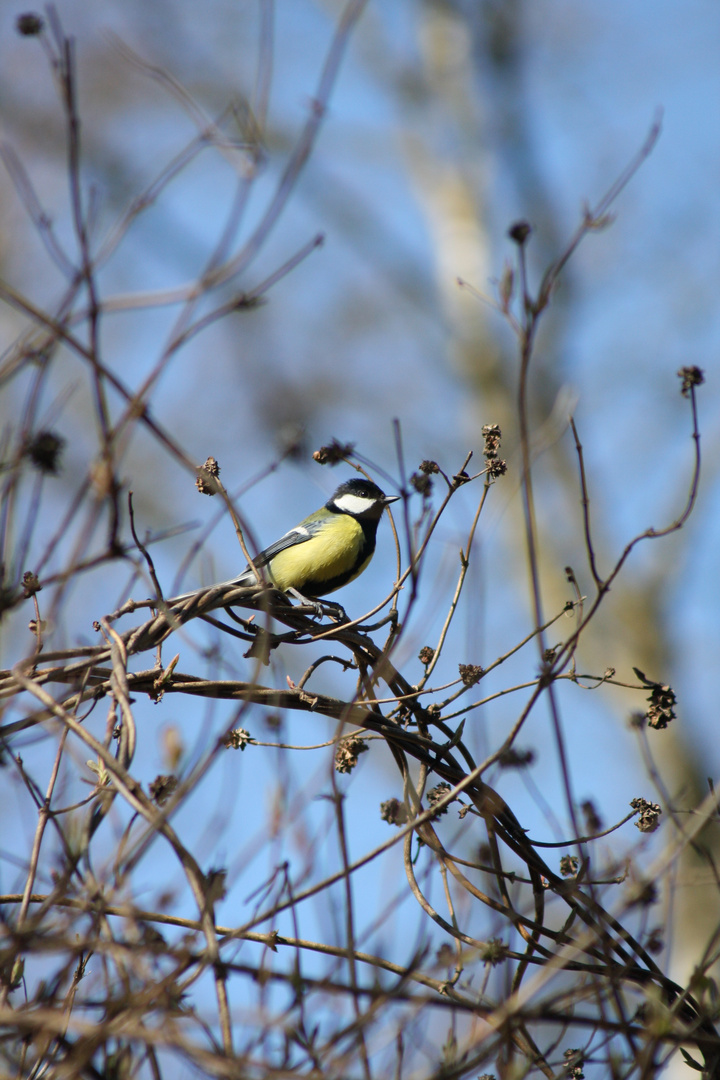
[169,567,258,605]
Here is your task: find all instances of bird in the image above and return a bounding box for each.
[174,478,399,611]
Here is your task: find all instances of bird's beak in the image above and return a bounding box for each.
[383,495,400,505]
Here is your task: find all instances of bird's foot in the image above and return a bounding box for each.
[318,600,348,622]
[287,589,347,622]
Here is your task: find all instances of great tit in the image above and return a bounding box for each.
[181,478,398,607]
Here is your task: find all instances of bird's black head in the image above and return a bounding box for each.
[328,478,399,520]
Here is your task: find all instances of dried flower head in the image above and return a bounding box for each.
[563,1048,585,1079]
[418,645,435,666]
[22,571,41,597]
[560,854,579,878]
[195,456,221,495]
[497,747,535,768]
[419,459,439,475]
[435,943,455,967]
[627,878,659,907]
[16,12,44,35]
[508,220,532,245]
[25,430,65,474]
[313,439,355,465]
[380,798,408,826]
[677,365,705,397]
[149,774,178,806]
[224,728,253,751]
[630,797,662,833]
[458,663,483,688]
[633,668,677,729]
[410,471,433,497]
[204,867,227,904]
[581,800,602,835]
[645,927,664,955]
[647,685,677,729]
[481,424,502,459]
[479,938,508,966]
[427,782,453,819]
[486,457,507,478]
[335,736,369,774]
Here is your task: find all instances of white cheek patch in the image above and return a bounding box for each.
[333,493,377,515]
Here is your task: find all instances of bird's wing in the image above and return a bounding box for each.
[251,519,324,568]
[169,520,326,601]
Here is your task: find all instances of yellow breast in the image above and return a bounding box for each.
[267,515,368,594]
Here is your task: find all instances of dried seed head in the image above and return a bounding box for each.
[22,571,41,597]
[479,938,508,966]
[436,943,455,966]
[508,220,532,245]
[149,774,178,806]
[16,12,44,35]
[481,423,502,458]
[410,471,433,496]
[560,854,579,878]
[563,1048,585,1079]
[581,800,602,834]
[633,668,677,729]
[630,797,662,833]
[627,878,659,907]
[25,430,64,473]
[645,927,664,955]
[335,735,368,774]
[418,645,435,666]
[224,728,253,751]
[426,782,453,819]
[497,747,535,768]
[204,868,227,904]
[486,457,507,478]
[196,456,221,495]
[312,439,355,465]
[380,797,408,826]
[677,365,705,397]
[646,683,677,729]
[458,663,483,688]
